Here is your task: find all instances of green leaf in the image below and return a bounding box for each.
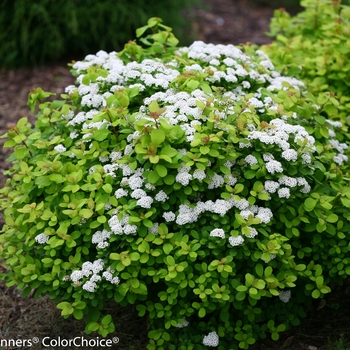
[326,213,338,223]
[187,79,200,91]
[102,184,113,194]
[198,307,206,318]
[79,208,93,219]
[136,25,149,38]
[151,129,165,145]
[163,243,173,254]
[93,128,110,141]
[155,164,167,177]
[304,198,317,211]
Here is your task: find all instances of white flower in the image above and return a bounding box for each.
[203,331,219,347]
[279,290,291,303]
[245,154,258,166]
[229,235,244,247]
[111,276,120,285]
[128,175,144,189]
[256,207,273,224]
[137,196,153,208]
[224,174,238,186]
[70,270,83,282]
[70,131,79,139]
[90,274,102,282]
[264,181,280,194]
[176,172,192,186]
[110,151,123,161]
[265,160,283,174]
[301,153,312,164]
[163,212,176,222]
[124,144,134,155]
[193,169,206,181]
[281,149,298,162]
[155,190,169,202]
[82,281,97,292]
[278,176,297,188]
[131,189,147,199]
[124,224,138,235]
[35,233,49,244]
[115,188,128,199]
[54,144,66,153]
[209,228,225,239]
[242,81,251,89]
[208,173,224,189]
[97,242,109,249]
[102,271,113,281]
[278,187,290,199]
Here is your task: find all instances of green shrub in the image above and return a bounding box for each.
[0,18,349,349]
[262,0,350,123]
[0,0,197,68]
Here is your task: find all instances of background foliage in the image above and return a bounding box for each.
[0,0,197,68]
[262,0,350,122]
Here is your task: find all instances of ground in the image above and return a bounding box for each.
[0,0,349,349]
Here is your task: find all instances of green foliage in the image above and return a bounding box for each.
[0,0,197,68]
[0,18,350,349]
[262,0,350,122]
[328,334,350,350]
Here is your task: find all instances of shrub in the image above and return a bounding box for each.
[0,18,349,350]
[0,0,197,68]
[262,0,350,123]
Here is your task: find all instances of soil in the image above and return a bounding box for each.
[0,0,349,349]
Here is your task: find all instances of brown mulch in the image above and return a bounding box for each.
[0,1,349,349]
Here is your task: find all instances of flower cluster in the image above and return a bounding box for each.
[35,233,49,244]
[70,259,119,292]
[279,290,291,303]
[202,331,219,347]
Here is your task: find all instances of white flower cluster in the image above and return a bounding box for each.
[91,229,112,249]
[70,260,119,292]
[155,190,169,202]
[54,144,66,153]
[203,331,219,347]
[173,197,273,227]
[108,214,137,235]
[102,267,120,285]
[329,138,349,165]
[229,235,244,247]
[264,176,311,196]
[278,290,291,303]
[35,233,49,244]
[245,154,258,166]
[163,212,176,222]
[246,118,316,162]
[209,228,225,239]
